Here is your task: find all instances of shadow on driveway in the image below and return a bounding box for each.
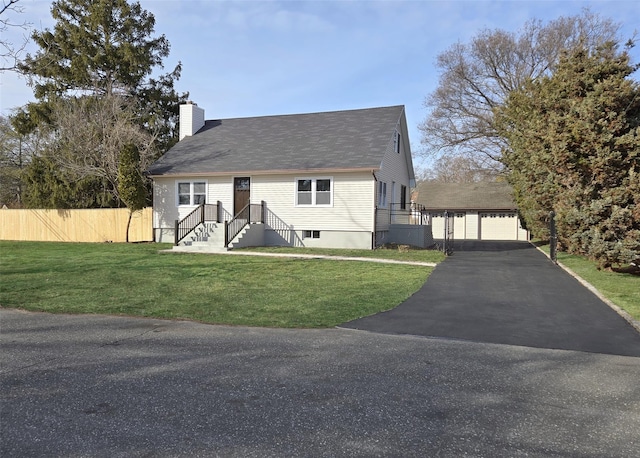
[342,241,640,357]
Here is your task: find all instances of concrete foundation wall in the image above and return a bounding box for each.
[155,228,174,244]
[264,229,372,249]
[387,224,434,248]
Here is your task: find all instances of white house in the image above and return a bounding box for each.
[146,103,430,250]
[414,181,529,241]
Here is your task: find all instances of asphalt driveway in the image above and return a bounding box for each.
[342,241,640,357]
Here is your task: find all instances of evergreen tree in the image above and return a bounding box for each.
[17,0,187,207]
[21,0,171,98]
[117,143,147,242]
[22,156,116,208]
[496,42,640,268]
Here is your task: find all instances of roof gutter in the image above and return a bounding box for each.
[147,166,382,179]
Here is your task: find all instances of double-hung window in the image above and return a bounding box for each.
[296,178,332,206]
[177,181,206,206]
[378,181,387,208]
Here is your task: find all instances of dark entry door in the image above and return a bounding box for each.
[234,177,250,216]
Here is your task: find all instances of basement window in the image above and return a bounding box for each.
[303,230,320,239]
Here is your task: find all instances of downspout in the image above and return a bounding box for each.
[372,171,378,249]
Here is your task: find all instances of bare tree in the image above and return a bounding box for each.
[1,0,30,71]
[416,155,499,185]
[47,94,156,205]
[419,9,622,170]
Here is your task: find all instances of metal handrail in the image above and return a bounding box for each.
[388,202,429,225]
[225,201,265,247]
[174,202,220,245]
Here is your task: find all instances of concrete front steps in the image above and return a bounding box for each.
[173,222,226,252]
[172,222,262,253]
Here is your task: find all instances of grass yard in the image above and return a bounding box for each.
[537,243,640,321]
[0,241,438,328]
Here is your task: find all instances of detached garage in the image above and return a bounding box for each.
[414,182,529,241]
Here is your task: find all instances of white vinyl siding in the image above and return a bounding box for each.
[206,177,235,221]
[253,172,374,231]
[153,173,374,233]
[375,120,412,232]
[153,176,177,228]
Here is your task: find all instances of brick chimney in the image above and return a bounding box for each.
[179,102,205,140]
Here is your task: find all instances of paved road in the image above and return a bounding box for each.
[343,241,640,357]
[1,309,639,457]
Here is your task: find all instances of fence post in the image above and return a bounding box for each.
[217,201,222,223]
[174,219,179,246]
[549,211,557,263]
[224,221,229,247]
[261,200,265,224]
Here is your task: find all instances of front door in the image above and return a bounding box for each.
[234,177,250,216]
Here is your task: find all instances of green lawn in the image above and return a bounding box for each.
[537,244,640,321]
[0,241,438,328]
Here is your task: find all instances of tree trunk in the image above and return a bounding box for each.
[125,210,132,243]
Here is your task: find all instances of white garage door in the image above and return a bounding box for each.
[479,212,517,240]
[430,214,445,239]
[430,212,466,239]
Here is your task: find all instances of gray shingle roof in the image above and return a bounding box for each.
[415,181,517,210]
[147,105,405,176]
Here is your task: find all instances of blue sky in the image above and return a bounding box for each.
[1,0,639,166]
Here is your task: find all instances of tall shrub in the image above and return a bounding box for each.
[496,42,640,267]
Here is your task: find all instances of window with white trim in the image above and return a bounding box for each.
[378,181,387,208]
[296,177,332,206]
[177,181,206,206]
[394,130,401,153]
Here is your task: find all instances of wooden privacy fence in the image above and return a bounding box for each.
[0,207,153,243]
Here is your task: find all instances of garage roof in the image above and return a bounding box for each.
[415,181,517,211]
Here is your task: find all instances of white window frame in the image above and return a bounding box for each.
[295,177,333,207]
[176,180,207,206]
[378,181,387,208]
